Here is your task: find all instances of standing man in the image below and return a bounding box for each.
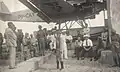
[17,29,24,52]
[43,28,48,50]
[75,37,83,60]
[101,27,108,49]
[66,31,73,50]
[56,31,64,70]
[4,22,17,69]
[30,34,37,57]
[36,25,45,56]
[0,33,3,58]
[23,33,31,60]
[60,32,68,59]
[49,31,56,51]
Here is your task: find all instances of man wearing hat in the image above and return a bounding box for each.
[81,34,93,61]
[36,25,45,56]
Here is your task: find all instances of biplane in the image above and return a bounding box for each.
[0,0,107,39]
[0,0,106,24]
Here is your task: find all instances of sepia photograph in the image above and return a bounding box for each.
[0,0,120,72]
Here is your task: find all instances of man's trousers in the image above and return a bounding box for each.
[38,38,45,56]
[9,46,16,68]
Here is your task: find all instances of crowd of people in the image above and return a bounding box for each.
[0,22,73,69]
[73,26,120,68]
[0,22,56,69]
[0,22,120,70]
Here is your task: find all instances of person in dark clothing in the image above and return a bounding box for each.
[43,28,48,50]
[0,33,3,58]
[17,29,24,52]
[75,37,83,60]
[94,36,105,61]
[101,27,109,49]
[36,25,45,56]
[111,29,120,67]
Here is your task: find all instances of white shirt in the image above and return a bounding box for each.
[60,34,66,42]
[66,35,73,40]
[83,39,93,47]
[47,35,56,43]
[75,40,83,47]
[47,35,51,40]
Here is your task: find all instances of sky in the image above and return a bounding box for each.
[0,0,105,34]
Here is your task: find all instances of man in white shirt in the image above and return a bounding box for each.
[60,32,68,59]
[48,31,56,50]
[66,31,73,50]
[75,37,83,60]
[81,34,93,61]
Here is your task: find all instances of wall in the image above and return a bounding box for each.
[110,0,120,34]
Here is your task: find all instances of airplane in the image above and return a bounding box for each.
[0,0,106,38]
[19,0,106,23]
[0,0,106,24]
[0,1,44,22]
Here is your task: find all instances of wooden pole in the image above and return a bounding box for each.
[107,0,112,44]
[58,21,61,49]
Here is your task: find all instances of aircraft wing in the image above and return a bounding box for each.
[3,9,44,22]
[19,0,75,23]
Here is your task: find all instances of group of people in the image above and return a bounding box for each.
[0,22,56,69]
[74,34,93,61]
[1,22,120,70]
[93,27,120,67]
[73,26,120,68]
[47,30,73,70]
[0,22,73,69]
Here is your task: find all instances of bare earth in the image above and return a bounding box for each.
[35,51,120,72]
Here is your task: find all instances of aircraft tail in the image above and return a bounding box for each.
[0,1,11,15]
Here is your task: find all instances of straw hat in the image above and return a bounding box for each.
[83,34,90,38]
